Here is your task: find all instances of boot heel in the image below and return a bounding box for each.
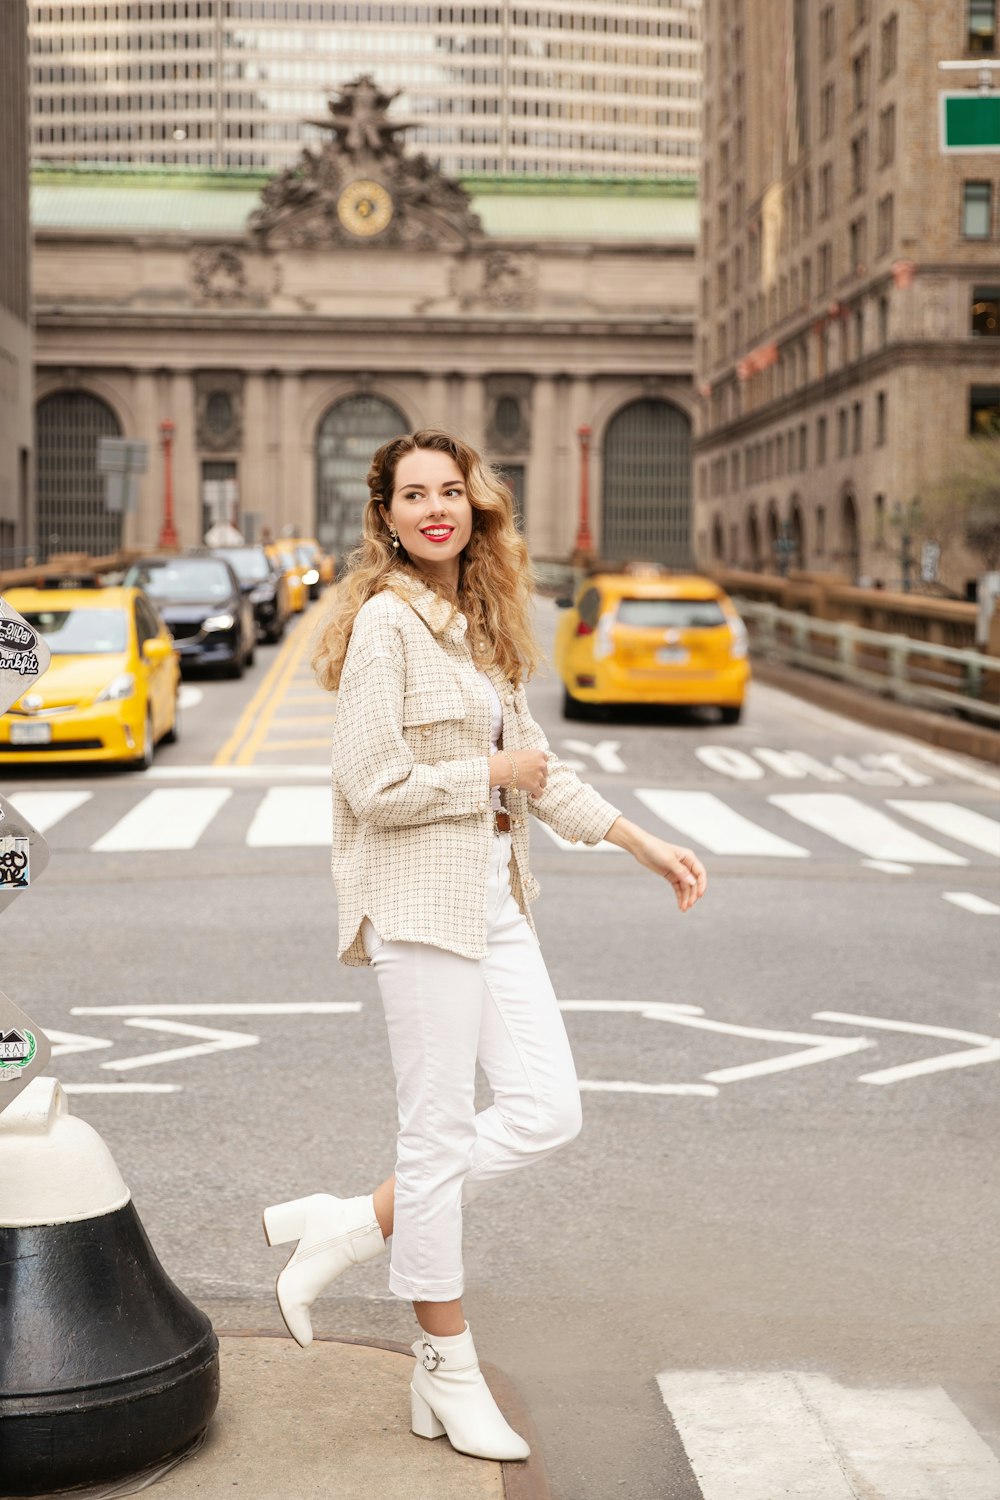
[410,1386,446,1440]
[262,1198,309,1246]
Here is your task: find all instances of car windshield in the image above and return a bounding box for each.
[21,608,127,655]
[213,549,269,583]
[127,560,233,603]
[615,598,727,629]
[296,546,315,567]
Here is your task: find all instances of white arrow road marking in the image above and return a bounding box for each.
[46,1029,113,1058]
[911,747,1000,791]
[815,1011,1000,1084]
[942,891,1000,915]
[246,786,330,847]
[7,790,92,833]
[560,1000,705,1016]
[769,793,968,864]
[637,789,810,857]
[865,752,934,786]
[560,739,627,773]
[862,859,913,874]
[63,1083,182,1094]
[562,1001,717,1094]
[73,1002,362,1016]
[101,1018,259,1072]
[751,747,846,781]
[93,788,232,852]
[887,800,1000,856]
[657,1371,1000,1500]
[694,746,765,780]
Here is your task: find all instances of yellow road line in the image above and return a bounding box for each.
[268,714,334,728]
[214,610,315,767]
[234,616,319,766]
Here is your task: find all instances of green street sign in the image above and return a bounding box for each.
[940,91,1000,151]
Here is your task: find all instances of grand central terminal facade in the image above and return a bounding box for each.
[30,78,697,568]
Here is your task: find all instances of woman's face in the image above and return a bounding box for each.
[379,448,474,583]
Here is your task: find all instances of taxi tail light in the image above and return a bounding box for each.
[575,621,594,636]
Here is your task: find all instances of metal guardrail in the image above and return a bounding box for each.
[736,598,1000,727]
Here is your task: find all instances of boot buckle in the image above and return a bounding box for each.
[420,1341,443,1371]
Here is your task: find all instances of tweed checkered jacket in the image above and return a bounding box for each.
[330,571,621,965]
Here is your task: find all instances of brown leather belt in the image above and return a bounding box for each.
[493,811,511,833]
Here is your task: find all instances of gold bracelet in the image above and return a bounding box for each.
[504,752,519,793]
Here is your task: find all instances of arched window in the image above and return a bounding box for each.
[712,515,725,560]
[315,395,407,556]
[35,391,122,558]
[746,507,761,570]
[840,490,860,580]
[601,399,691,565]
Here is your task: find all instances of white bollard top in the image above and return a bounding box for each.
[0,1075,131,1227]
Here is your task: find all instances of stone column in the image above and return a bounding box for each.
[168,371,199,548]
[128,370,159,550]
[565,376,593,558]
[422,373,450,430]
[241,372,268,533]
[278,371,303,539]
[459,374,486,449]
[529,375,557,556]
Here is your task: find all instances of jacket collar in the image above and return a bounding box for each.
[387,569,468,646]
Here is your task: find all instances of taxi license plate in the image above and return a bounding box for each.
[10,722,52,746]
[656,646,689,664]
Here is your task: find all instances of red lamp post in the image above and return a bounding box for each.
[158,419,179,549]
[573,423,594,562]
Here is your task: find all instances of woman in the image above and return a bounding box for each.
[263,429,707,1463]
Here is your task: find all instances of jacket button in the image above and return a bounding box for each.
[478,801,487,812]
[504,693,514,705]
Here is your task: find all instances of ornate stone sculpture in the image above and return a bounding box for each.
[191,247,247,303]
[249,75,483,251]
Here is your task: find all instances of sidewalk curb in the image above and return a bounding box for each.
[221,1329,552,1500]
[751,659,1000,766]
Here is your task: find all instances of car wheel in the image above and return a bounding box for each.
[226,652,245,680]
[245,634,256,668]
[265,621,284,644]
[562,686,586,720]
[163,695,180,744]
[719,705,743,725]
[131,707,155,770]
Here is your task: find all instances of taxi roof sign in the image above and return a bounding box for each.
[940,91,1000,152]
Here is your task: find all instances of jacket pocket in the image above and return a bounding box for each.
[401,685,465,728]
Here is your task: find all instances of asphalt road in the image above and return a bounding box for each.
[2,595,999,1500]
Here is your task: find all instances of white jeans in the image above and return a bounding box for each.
[361,833,582,1302]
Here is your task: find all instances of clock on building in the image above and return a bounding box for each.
[336,180,394,238]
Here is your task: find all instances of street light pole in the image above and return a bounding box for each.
[158,419,179,550]
[573,424,594,563]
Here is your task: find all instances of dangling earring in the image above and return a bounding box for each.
[388,523,400,552]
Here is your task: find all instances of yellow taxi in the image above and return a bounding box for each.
[0,584,180,768]
[280,535,336,593]
[554,568,750,723]
[265,543,307,614]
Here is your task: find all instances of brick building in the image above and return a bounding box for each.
[695,0,1000,597]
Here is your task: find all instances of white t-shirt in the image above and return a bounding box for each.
[478,670,504,812]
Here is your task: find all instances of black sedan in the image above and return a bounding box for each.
[124,556,255,678]
[210,545,289,644]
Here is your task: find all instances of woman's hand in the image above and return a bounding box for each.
[604,817,707,912]
[489,749,549,799]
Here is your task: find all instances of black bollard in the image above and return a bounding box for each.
[0,1078,220,1496]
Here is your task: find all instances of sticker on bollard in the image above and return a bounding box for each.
[0,597,51,714]
[0,990,51,1116]
[0,793,50,911]
[0,1078,220,1496]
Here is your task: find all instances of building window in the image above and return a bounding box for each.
[854,305,865,356]
[852,400,863,454]
[875,493,886,546]
[878,104,896,167]
[820,5,836,62]
[816,506,826,555]
[838,407,848,457]
[880,12,898,76]
[972,285,1000,334]
[820,83,836,139]
[817,414,828,464]
[876,193,894,256]
[849,215,868,272]
[850,131,868,195]
[969,385,1000,436]
[799,423,808,469]
[878,294,890,344]
[876,390,887,445]
[852,48,870,111]
[962,181,993,238]
[819,161,834,219]
[968,0,998,54]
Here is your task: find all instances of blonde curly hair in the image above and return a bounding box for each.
[312,428,539,691]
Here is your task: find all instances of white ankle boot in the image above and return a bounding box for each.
[409,1323,530,1462]
[262,1193,385,1348]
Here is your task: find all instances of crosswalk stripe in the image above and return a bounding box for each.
[769,793,968,864]
[636,789,809,857]
[887,800,1000,857]
[7,790,92,833]
[92,789,232,852]
[943,892,1000,915]
[657,1370,1000,1500]
[246,786,330,847]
